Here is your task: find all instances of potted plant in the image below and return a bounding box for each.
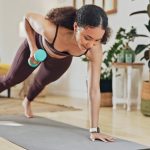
[130,0,150,116]
[100,26,139,81]
[116,27,135,63]
[81,26,139,106]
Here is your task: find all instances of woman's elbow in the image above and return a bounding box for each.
[89,89,100,100]
[24,12,33,20]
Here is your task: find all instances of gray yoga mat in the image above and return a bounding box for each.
[0,115,149,150]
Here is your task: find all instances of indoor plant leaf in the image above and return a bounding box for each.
[135,44,150,54]
[145,20,150,32]
[147,3,150,17]
[140,49,150,61]
[130,10,148,16]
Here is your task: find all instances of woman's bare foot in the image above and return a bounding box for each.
[22,97,33,118]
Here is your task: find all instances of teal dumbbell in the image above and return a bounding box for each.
[28,49,47,68]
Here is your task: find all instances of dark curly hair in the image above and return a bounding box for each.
[45,5,111,44]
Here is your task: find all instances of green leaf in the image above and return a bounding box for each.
[140,57,144,61]
[145,24,150,32]
[135,44,150,54]
[143,49,150,60]
[145,20,150,32]
[147,4,150,18]
[130,10,148,16]
[135,34,149,37]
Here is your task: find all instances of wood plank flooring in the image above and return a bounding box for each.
[0,95,150,149]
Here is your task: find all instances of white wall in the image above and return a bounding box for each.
[0,0,149,99]
[0,0,57,63]
[49,0,149,99]
[107,0,149,80]
[48,58,88,99]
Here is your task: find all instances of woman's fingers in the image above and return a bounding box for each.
[105,137,115,142]
[29,57,39,64]
[100,138,108,142]
[90,133,115,142]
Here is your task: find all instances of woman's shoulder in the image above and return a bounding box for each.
[43,20,58,43]
[59,26,73,35]
[44,24,73,42]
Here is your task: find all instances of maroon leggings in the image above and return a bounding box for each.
[0,39,72,101]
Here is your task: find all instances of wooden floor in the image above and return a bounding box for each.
[0,95,150,149]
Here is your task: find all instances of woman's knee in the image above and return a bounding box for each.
[29,78,46,93]
[26,79,46,101]
[2,74,24,88]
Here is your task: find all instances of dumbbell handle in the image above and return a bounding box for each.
[28,49,47,68]
[28,57,39,68]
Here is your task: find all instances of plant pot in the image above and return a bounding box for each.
[100,80,112,107]
[125,50,135,63]
[117,50,125,63]
[101,92,112,107]
[141,100,150,116]
[117,49,135,63]
[141,81,150,116]
[141,81,150,100]
[100,79,112,92]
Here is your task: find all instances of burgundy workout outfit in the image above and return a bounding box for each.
[0,25,89,101]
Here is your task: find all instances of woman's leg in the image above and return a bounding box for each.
[0,40,36,92]
[22,56,72,118]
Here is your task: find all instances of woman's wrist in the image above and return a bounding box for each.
[89,127,100,133]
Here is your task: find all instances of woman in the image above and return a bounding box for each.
[0,4,114,142]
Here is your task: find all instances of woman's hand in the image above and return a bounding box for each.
[28,56,39,65]
[90,132,115,142]
[30,50,35,58]
[29,50,39,65]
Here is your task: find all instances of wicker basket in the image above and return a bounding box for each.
[100,92,112,107]
[141,81,150,100]
[141,100,150,116]
[141,81,150,116]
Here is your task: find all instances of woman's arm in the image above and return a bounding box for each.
[86,44,102,128]
[24,12,54,56]
[86,44,114,142]
[24,16,37,54]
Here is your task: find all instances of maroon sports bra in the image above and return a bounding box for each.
[44,25,90,57]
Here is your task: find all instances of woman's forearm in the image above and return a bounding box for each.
[24,12,49,53]
[24,17,37,52]
[89,90,101,128]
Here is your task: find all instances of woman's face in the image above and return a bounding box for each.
[74,23,105,52]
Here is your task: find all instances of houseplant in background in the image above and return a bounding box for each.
[100,26,140,89]
[81,26,140,106]
[130,0,150,116]
[115,26,137,63]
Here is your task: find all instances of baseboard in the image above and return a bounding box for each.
[48,89,87,99]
